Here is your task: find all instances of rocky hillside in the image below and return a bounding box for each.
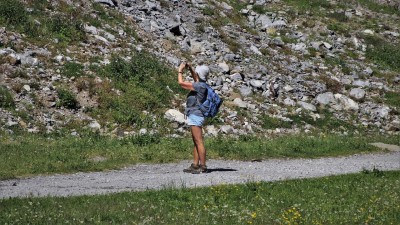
[0,0,399,137]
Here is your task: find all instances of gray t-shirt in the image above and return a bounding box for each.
[185,82,207,117]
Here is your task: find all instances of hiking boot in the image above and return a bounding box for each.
[191,165,208,174]
[183,163,199,173]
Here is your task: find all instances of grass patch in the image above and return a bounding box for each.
[0,0,27,25]
[327,22,350,36]
[0,0,134,49]
[260,115,292,129]
[0,86,15,109]
[0,133,398,179]
[62,62,84,78]
[202,6,215,16]
[56,89,79,110]
[364,35,400,72]
[357,0,400,15]
[282,0,333,15]
[1,171,399,224]
[252,5,268,14]
[289,110,359,132]
[91,51,184,128]
[384,92,400,108]
[319,74,344,93]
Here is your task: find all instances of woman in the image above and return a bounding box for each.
[177,62,209,174]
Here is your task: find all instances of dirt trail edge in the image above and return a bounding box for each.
[1,152,399,199]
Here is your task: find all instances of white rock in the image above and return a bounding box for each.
[363,29,374,35]
[283,98,296,106]
[84,24,98,35]
[23,85,31,92]
[334,94,359,110]
[94,35,109,44]
[233,98,248,108]
[349,88,366,100]
[322,42,332,50]
[88,121,101,130]
[218,62,230,73]
[298,101,317,111]
[55,55,63,62]
[139,128,147,135]
[164,109,186,124]
[250,79,264,88]
[250,45,263,55]
[315,92,335,105]
[206,125,219,136]
[229,73,242,81]
[220,125,234,134]
[353,80,370,87]
[372,106,390,118]
[283,85,294,92]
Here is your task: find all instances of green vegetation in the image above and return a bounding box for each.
[260,115,291,129]
[56,89,79,109]
[0,0,27,25]
[357,0,400,15]
[261,109,364,133]
[319,74,344,93]
[252,5,268,14]
[202,0,253,52]
[384,92,400,108]
[327,11,348,22]
[364,35,400,72]
[0,0,138,48]
[282,0,333,15]
[62,62,85,78]
[327,22,350,36]
[0,86,14,109]
[202,6,215,16]
[91,51,184,128]
[1,171,399,224]
[1,132,398,179]
[0,0,86,47]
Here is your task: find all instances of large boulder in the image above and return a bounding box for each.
[315,92,335,105]
[349,88,366,100]
[164,109,186,124]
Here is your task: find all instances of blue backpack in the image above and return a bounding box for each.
[198,84,223,118]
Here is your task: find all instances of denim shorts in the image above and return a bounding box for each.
[187,114,205,127]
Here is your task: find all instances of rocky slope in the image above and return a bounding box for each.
[0,0,399,137]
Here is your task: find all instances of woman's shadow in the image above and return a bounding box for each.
[207,168,237,173]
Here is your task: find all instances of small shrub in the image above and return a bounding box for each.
[327,12,348,22]
[62,62,84,78]
[202,6,215,16]
[48,16,86,43]
[362,167,384,177]
[56,88,79,109]
[0,86,14,109]
[288,110,357,132]
[364,35,400,71]
[94,51,184,127]
[319,75,343,93]
[252,5,267,14]
[384,92,400,108]
[261,115,292,129]
[327,22,348,35]
[126,133,161,146]
[358,0,400,15]
[11,83,24,93]
[283,0,333,14]
[8,69,28,79]
[0,0,28,25]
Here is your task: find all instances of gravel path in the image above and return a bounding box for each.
[1,148,399,199]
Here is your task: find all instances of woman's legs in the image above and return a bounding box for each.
[191,126,206,166]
